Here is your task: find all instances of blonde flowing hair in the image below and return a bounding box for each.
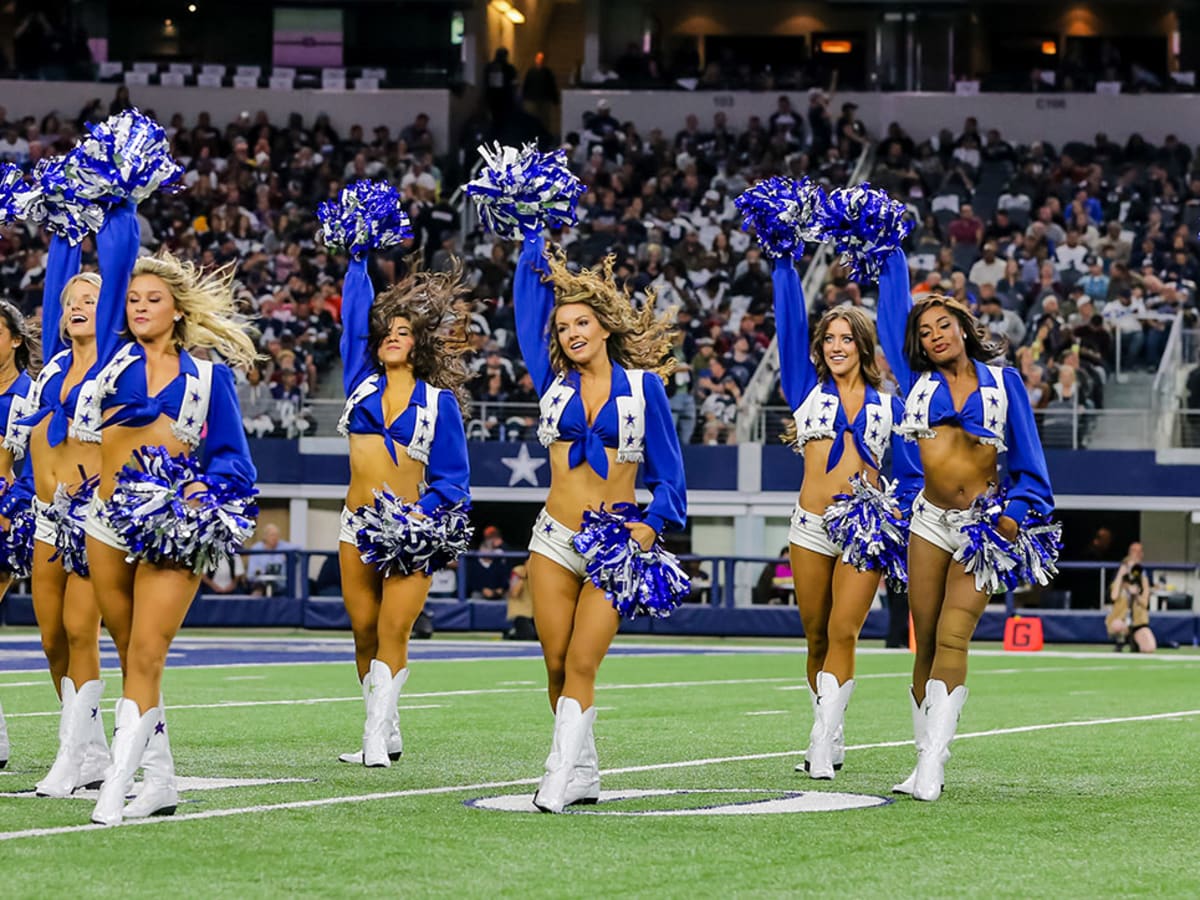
[539,247,676,380]
[369,258,473,414]
[129,252,260,370]
[57,272,102,348]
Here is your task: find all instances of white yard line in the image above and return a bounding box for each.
[1,706,1195,842]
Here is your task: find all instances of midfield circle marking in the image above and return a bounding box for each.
[465,788,892,815]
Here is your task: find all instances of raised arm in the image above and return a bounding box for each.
[200,364,258,494]
[41,236,82,361]
[876,249,915,393]
[416,389,471,515]
[514,233,556,393]
[640,373,687,535]
[339,256,375,395]
[92,200,141,371]
[1000,366,1054,526]
[888,395,923,516]
[772,257,817,408]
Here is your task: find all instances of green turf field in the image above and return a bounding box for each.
[2,636,1199,898]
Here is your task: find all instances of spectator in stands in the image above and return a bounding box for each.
[201,554,248,596]
[967,241,1006,288]
[978,288,1025,347]
[836,102,868,158]
[807,90,833,159]
[947,203,984,247]
[246,524,299,595]
[484,48,518,125]
[1103,287,1148,368]
[465,526,511,599]
[503,562,537,640]
[1055,228,1090,276]
[522,52,560,137]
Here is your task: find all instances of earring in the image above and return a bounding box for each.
[173,315,183,322]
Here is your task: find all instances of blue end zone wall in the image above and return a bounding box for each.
[4,595,1194,644]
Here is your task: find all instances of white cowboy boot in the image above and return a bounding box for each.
[78,681,111,789]
[805,671,856,780]
[563,716,600,807]
[362,661,408,767]
[796,683,847,773]
[0,699,8,769]
[912,679,969,802]
[339,674,403,764]
[123,699,178,818]
[36,678,108,797]
[91,698,156,826]
[893,688,926,795]
[533,697,595,814]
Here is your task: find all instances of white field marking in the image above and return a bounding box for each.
[6,701,443,720]
[496,680,538,686]
[0,776,312,799]
[744,710,789,716]
[0,681,47,688]
[223,675,267,681]
[773,662,1199,690]
[1,707,1196,842]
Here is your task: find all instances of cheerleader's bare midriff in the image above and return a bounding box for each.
[797,433,882,515]
[345,432,425,510]
[97,413,188,499]
[28,420,101,502]
[919,424,999,512]
[544,442,638,531]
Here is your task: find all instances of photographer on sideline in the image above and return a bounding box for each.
[1106,542,1156,653]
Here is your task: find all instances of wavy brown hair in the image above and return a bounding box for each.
[130,253,260,370]
[539,247,675,381]
[0,298,41,376]
[368,258,473,415]
[782,305,882,448]
[905,293,1006,373]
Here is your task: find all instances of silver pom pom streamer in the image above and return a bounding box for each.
[69,108,183,207]
[0,479,34,578]
[814,183,913,282]
[733,176,828,260]
[99,446,258,575]
[0,163,26,224]
[47,475,98,577]
[348,489,474,577]
[466,142,584,240]
[18,156,106,245]
[949,490,1061,594]
[821,474,909,587]
[317,179,413,259]
[571,503,690,619]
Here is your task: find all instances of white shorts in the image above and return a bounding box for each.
[33,497,55,547]
[788,504,841,558]
[528,508,587,578]
[339,506,356,546]
[82,495,130,553]
[909,491,963,555]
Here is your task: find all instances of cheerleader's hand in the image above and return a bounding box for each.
[183,482,207,507]
[997,515,1019,542]
[625,521,657,551]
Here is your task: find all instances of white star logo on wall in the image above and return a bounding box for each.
[500,444,547,487]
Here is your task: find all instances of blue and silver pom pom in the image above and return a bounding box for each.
[0,479,34,578]
[733,176,828,260]
[571,503,690,619]
[0,163,26,224]
[814,183,913,282]
[821,475,909,587]
[951,490,1061,594]
[466,142,584,240]
[317,179,413,259]
[100,446,259,574]
[19,156,106,245]
[70,108,183,207]
[48,475,98,577]
[349,490,473,577]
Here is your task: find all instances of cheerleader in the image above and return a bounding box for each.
[0,298,38,773]
[18,256,113,798]
[320,181,472,767]
[78,201,259,825]
[876,247,1057,801]
[768,254,919,780]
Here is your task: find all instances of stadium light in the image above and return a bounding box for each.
[505,8,526,24]
[1042,41,1058,55]
[491,0,512,13]
[188,3,197,11]
[819,40,853,55]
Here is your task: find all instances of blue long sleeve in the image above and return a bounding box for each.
[92,201,140,374]
[41,236,82,361]
[640,372,687,535]
[772,258,816,409]
[888,397,922,516]
[416,389,470,514]
[877,249,915,394]
[0,465,33,518]
[200,364,258,493]
[514,234,556,393]
[999,367,1054,525]
[339,256,374,395]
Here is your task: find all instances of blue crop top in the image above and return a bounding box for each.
[773,259,921,514]
[515,234,687,535]
[338,255,470,514]
[876,248,1054,526]
[76,201,257,494]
